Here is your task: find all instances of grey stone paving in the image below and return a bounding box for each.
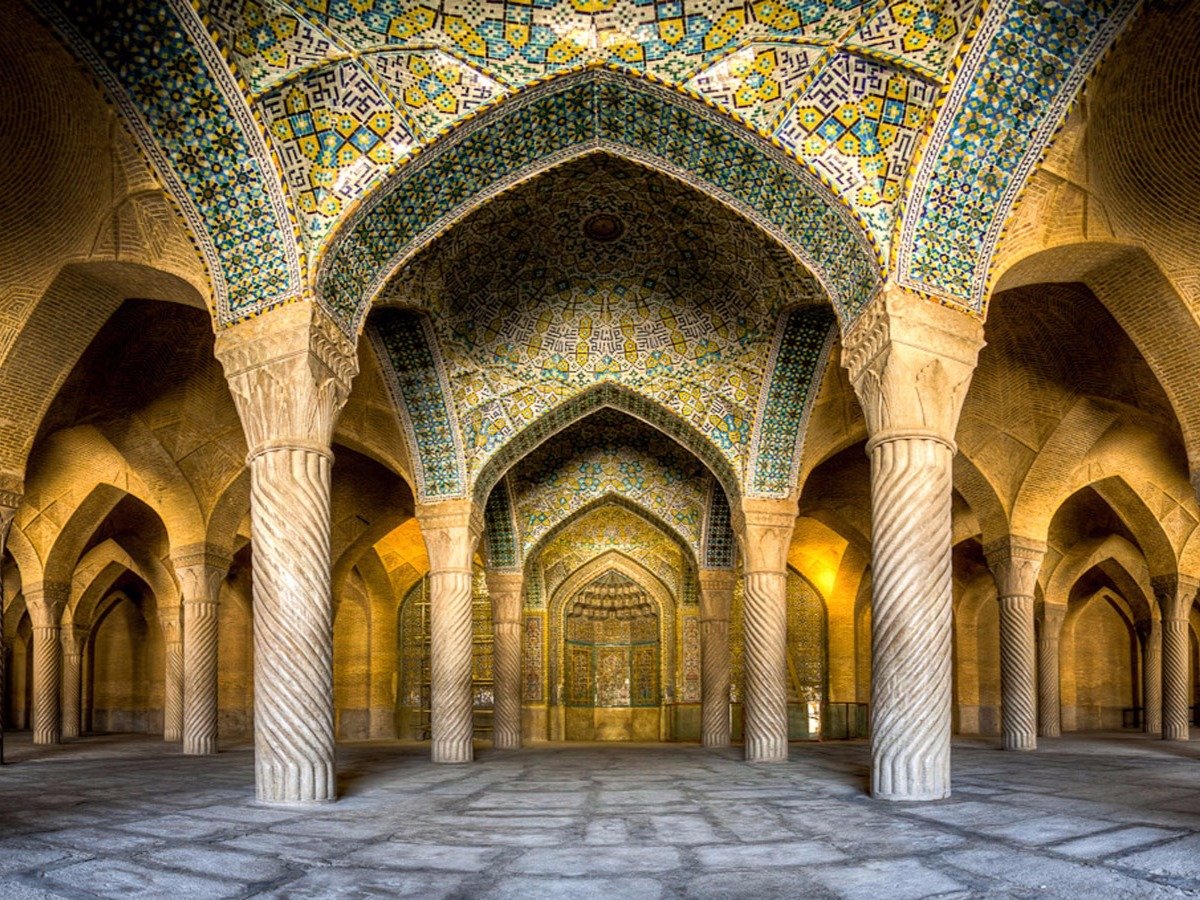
[1,732,1199,898]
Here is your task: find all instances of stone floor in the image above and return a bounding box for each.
[1,733,1199,898]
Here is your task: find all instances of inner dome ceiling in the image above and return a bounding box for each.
[382,154,829,486]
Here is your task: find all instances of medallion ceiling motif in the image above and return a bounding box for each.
[35,0,1137,327]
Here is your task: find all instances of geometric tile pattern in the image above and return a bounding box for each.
[368,309,467,498]
[776,52,939,244]
[39,0,302,324]
[702,482,735,570]
[844,0,980,79]
[686,43,821,133]
[206,0,340,96]
[320,71,881,332]
[366,50,504,138]
[749,305,837,497]
[385,155,829,500]
[258,60,417,243]
[896,0,1139,308]
[508,410,709,559]
[483,478,519,570]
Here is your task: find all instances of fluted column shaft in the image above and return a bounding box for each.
[173,555,229,756]
[740,500,796,762]
[842,284,984,801]
[1037,606,1065,738]
[26,583,68,746]
[985,537,1044,752]
[1154,576,1197,742]
[420,500,483,764]
[159,607,184,743]
[216,300,359,804]
[1142,619,1162,735]
[699,569,735,748]
[60,625,85,739]
[487,571,523,751]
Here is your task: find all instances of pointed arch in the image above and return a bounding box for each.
[474,382,743,521]
[524,495,699,575]
[318,69,881,333]
[1043,535,1154,618]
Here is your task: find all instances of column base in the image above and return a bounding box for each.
[1163,727,1191,742]
[492,733,521,751]
[871,786,951,803]
[164,728,183,743]
[184,737,219,755]
[702,733,731,749]
[432,739,474,763]
[33,731,59,746]
[744,737,787,762]
[1038,726,1061,739]
[256,759,337,804]
[1002,733,1037,751]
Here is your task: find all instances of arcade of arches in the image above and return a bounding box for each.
[4,0,1200,824]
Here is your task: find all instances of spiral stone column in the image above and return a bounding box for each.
[26,582,69,746]
[419,500,483,764]
[486,570,524,750]
[1037,604,1066,738]
[215,301,359,803]
[1141,618,1162,735]
[739,499,796,762]
[985,537,1045,752]
[158,605,184,743]
[0,494,18,763]
[698,568,735,748]
[60,624,86,739]
[842,285,984,801]
[173,549,230,755]
[1153,575,1197,742]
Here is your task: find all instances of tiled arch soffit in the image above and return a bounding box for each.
[34,0,1138,330]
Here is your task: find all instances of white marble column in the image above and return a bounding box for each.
[985,537,1045,752]
[172,548,231,755]
[60,624,86,739]
[215,301,359,803]
[25,582,69,746]
[1037,604,1066,738]
[418,500,483,764]
[842,285,984,801]
[739,499,796,762]
[1153,575,1197,742]
[1141,618,1162,735]
[698,568,735,748]
[158,604,184,743]
[0,496,14,763]
[486,570,523,751]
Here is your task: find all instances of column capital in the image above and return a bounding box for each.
[417,499,483,572]
[214,300,359,457]
[24,581,69,628]
[172,545,231,606]
[984,536,1046,599]
[60,623,87,655]
[485,570,524,624]
[842,284,985,447]
[698,568,736,621]
[158,603,183,642]
[1151,574,1200,621]
[739,498,796,574]
[1040,602,1067,635]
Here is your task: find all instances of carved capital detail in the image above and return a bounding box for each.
[214,300,359,456]
[739,498,796,574]
[418,499,483,573]
[172,544,231,606]
[485,570,524,624]
[1152,574,1200,621]
[842,284,984,446]
[698,568,736,621]
[984,535,1046,599]
[24,582,70,628]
